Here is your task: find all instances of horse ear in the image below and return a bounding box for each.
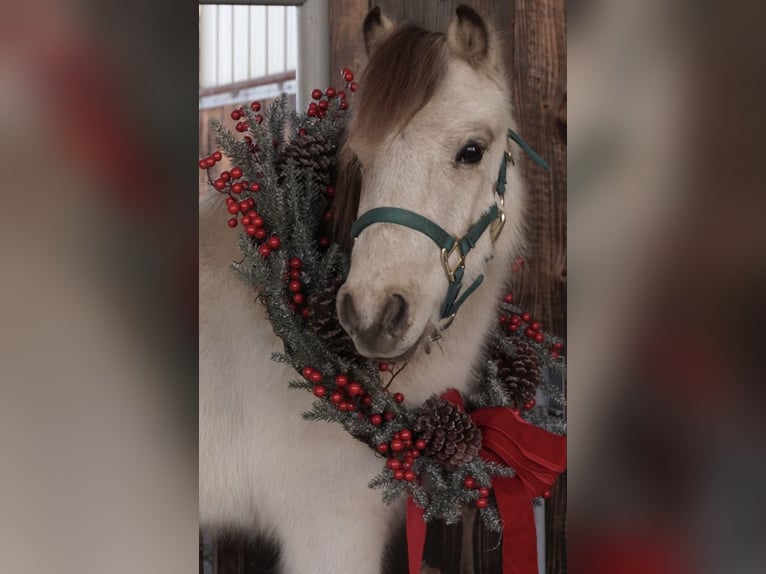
[446,5,492,66]
[363,6,394,56]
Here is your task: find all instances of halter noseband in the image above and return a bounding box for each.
[350,129,548,329]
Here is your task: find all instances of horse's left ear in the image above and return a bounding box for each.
[446,5,495,67]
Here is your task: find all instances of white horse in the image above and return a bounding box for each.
[200,6,526,573]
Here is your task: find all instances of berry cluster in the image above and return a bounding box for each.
[499,292,564,359]
[284,257,311,319]
[463,476,493,508]
[381,429,424,482]
[231,101,263,132]
[198,150,223,170]
[305,68,358,118]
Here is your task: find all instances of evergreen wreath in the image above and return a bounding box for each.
[200,73,566,535]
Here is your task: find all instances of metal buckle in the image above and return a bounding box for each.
[506,149,515,167]
[490,210,506,245]
[440,241,464,283]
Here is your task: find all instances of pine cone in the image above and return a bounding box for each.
[495,339,541,408]
[279,133,335,184]
[305,280,357,359]
[413,398,482,471]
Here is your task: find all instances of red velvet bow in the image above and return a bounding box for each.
[407,389,566,574]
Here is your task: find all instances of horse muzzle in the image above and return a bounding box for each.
[336,289,420,359]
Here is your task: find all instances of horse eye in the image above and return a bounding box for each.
[456,142,484,165]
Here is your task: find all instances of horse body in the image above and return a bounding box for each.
[200,6,526,573]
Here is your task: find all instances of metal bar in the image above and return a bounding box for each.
[296,0,328,110]
[200,1,306,5]
[199,71,296,98]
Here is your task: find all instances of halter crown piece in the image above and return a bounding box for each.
[350,129,549,330]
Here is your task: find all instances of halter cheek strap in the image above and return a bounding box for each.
[349,129,548,328]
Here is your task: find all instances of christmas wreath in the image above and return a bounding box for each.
[200,71,566,573]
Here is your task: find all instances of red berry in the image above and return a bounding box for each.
[205,157,216,168]
[289,281,302,293]
[319,237,330,248]
[318,99,329,111]
[289,270,300,280]
[404,471,415,482]
[534,333,545,343]
[307,107,317,117]
[348,382,362,396]
[499,314,508,324]
[384,412,395,422]
[250,183,261,193]
[245,225,257,236]
[301,307,311,319]
[377,443,389,454]
[510,315,521,325]
[464,477,476,489]
[268,236,281,249]
[258,245,271,257]
[326,185,335,197]
[553,341,564,350]
[227,203,240,215]
[479,487,490,498]
[362,395,373,407]
[400,429,412,441]
[213,179,226,191]
[334,374,348,387]
[349,81,359,92]
[325,87,336,98]
[390,439,404,452]
[251,101,261,112]
[394,470,405,480]
[337,90,346,100]
[386,458,401,470]
[252,216,264,227]
[211,151,222,161]
[239,201,249,212]
[542,489,552,499]
[311,89,323,100]
[379,362,389,372]
[255,228,267,240]
[504,293,513,303]
[309,371,323,383]
[522,312,532,322]
[220,171,231,181]
[313,385,327,398]
[199,159,208,170]
[246,209,258,218]
[525,327,536,338]
[339,100,349,110]
[255,114,264,124]
[476,498,488,509]
[231,167,243,179]
[551,350,560,359]
[343,70,354,82]
[226,218,237,228]
[370,414,382,426]
[302,367,314,379]
[231,183,243,194]
[298,128,308,136]
[415,439,427,450]
[330,392,343,404]
[509,324,518,332]
[292,293,304,305]
[530,321,541,331]
[393,393,404,404]
[231,110,241,120]
[524,399,536,410]
[289,257,302,269]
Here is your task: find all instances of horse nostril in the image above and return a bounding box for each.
[380,294,408,335]
[338,292,360,334]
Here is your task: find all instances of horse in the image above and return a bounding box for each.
[199,5,527,573]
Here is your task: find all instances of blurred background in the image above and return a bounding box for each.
[0,0,764,573]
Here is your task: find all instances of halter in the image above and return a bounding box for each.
[350,129,549,329]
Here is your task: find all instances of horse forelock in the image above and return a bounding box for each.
[332,24,448,251]
[353,24,448,146]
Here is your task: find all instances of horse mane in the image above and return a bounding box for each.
[332,23,448,251]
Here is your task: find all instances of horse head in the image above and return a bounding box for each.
[335,5,523,361]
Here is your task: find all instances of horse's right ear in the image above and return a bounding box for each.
[363,7,394,56]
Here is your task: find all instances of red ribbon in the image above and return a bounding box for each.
[407,390,566,574]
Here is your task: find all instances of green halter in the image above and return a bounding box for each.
[350,129,548,327]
